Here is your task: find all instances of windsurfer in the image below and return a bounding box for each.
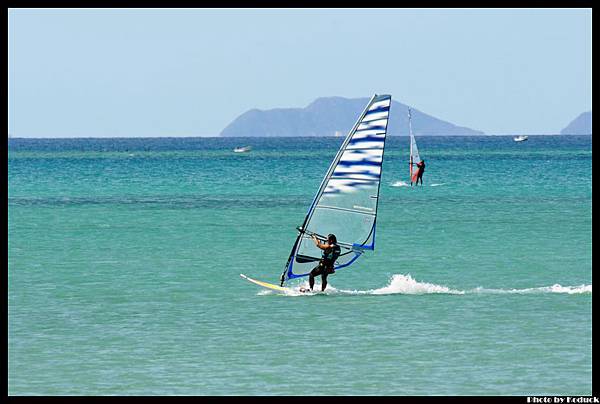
[307,234,341,292]
[413,159,425,186]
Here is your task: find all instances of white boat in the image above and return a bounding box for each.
[513,135,528,142]
[233,146,252,153]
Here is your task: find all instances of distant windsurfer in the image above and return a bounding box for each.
[307,233,341,292]
[412,159,425,186]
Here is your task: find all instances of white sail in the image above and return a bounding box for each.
[281,94,392,285]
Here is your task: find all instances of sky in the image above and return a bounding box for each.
[8,8,592,137]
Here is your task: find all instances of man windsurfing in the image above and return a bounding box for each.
[306,233,341,292]
[413,159,425,186]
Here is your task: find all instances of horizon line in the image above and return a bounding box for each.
[8,133,591,140]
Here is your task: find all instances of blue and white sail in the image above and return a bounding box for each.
[280,94,392,285]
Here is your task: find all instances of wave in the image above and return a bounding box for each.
[367,275,591,295]
[370,274,464,295]
[470,284,592,295]
[259,274,591,296]
[259,274,464,296]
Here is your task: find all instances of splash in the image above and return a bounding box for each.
[391,180,410,187]
[547,284,592,294]
[371,274,464,295]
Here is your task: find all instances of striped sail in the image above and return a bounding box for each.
[408,108,421,183]
[281,94,392,284]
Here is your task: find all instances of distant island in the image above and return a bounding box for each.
[560,111,592,135]
[220,96,484,137]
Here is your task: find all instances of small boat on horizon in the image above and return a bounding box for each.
[233,146,252,153]
[513,135,528,142]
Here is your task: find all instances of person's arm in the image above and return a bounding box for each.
[311,235,330,250]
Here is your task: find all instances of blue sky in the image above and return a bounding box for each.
[8,8,591,137]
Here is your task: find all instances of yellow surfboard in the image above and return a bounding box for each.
[240,273,311,293]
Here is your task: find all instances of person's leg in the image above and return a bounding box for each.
[321,272,328,291]
[309,265,322,290]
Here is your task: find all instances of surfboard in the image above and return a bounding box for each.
[240,274,312,294]
[240,273,289,291]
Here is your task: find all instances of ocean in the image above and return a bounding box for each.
[7,135,592,396]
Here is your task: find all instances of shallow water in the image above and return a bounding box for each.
[8,135,592,395]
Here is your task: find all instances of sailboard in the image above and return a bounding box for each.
[240,274,293,292]
[275,94,393,286]
[408,108,422,185]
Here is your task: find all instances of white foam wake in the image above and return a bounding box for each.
[471,284,592,295]
[257,275,591,296]
[371,274,464,295]
[390,180,410,187]
[341,276,591,296]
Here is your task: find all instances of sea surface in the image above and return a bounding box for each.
[8,135,592,396]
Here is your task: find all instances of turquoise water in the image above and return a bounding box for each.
[8,136,592,395]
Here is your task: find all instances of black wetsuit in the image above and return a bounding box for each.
[309,243,341,291]
[415,161,425,185]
